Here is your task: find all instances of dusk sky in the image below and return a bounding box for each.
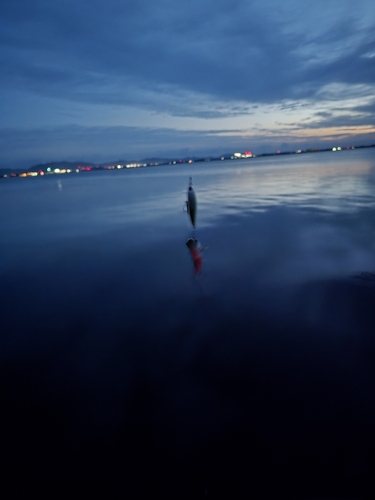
[1,0,374,168]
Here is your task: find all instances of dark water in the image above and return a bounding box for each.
[1,149,375,498]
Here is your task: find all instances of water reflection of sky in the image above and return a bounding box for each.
[198,150,375,221]
[2,150,375,498]
[1,149,375,246]
[0,149,375,282]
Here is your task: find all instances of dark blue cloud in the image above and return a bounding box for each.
[1,1,374,167]
[2,123,374,170]
[1,0,374,113]
[0,125,249,168]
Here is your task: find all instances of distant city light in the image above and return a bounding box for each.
[3,144,374,183]
[125,163,146,168]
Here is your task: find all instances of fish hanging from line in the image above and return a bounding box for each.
[184,177,208,277]
[184,177,197,229]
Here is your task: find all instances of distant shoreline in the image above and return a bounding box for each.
[1,143,374,179]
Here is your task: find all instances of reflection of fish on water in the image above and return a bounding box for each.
[186,238,206,275]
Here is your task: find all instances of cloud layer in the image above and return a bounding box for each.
[1,0,374,166]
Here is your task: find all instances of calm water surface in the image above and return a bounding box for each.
[1,148,375,497]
